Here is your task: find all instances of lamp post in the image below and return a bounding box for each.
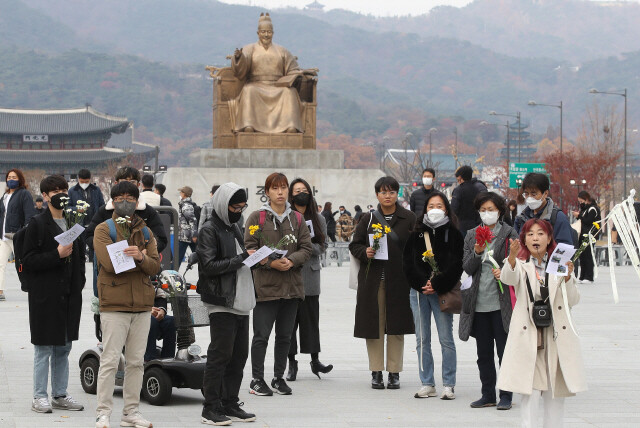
[428,127,437,167]
[528,100,563,156]
[570,178,587,192]
[453,127,458,165]
[490,110,521,162]
[589,88,628,197]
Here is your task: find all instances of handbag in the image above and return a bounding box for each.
[423,232,461,314]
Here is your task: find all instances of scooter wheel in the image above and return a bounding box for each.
[142,367,172,406]
[80,357,99,394]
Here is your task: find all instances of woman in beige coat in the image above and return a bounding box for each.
[498,218,587,428]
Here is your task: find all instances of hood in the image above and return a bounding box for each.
[259,201,292,229]
[105,198,147,211]
[211,182,244,227]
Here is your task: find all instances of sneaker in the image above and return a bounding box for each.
[201,406,232,426]
[51,395,84,411]
[414,385,437,398]
[223,402,256,422]
[249,378,273,396]
[31,397,52,413]
[497,396,513,410]
[120,411,152,427]
[271,377,292,395]
[441,386,456,400]
[96,414,110,428]
[470,396,496,408]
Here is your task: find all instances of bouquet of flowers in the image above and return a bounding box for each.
[115,216,132,241]
[475,225,504,293]
[60,196,91,262]
[248,224,298,258]
[571,222,600,263]
[422,249,440,278]
[365,223,391,278]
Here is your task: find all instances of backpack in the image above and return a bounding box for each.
[189,201,202,226]
[13,215,45,292]
[549,206,579,248]
[92,219,150,297]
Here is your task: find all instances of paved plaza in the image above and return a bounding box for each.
[1,262,640,427]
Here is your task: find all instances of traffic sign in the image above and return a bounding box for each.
[508,162,546,189]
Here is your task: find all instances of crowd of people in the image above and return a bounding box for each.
[0,164,600,427]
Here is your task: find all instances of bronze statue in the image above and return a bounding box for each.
[229,13,318,134]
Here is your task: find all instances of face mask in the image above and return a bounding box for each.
[79,182,90,190]
[292,192,310,206]
[526,196,543,210]
[579,202,586,209]
[480,211,499,226]
[228,210,242,224]
[6,179,19,189]
[426,208,446,224]
[113,200,137,218]
[49,193,68,210]
[422,177,433,186]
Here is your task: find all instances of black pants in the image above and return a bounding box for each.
[144,315,176,361]
[472,310,511,402]
[579,246,594,281]
[251,299,298,379]
[289,295,320,356]
[203,312,249,409]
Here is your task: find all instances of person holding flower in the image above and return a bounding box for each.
[350,176,416,390]
[459,192,519,410]
[498,218,587,428]
[402,191,462,400]
[571,190,601,284]
[244,173,312,397]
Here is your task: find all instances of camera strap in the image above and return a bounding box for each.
[525,271,550,303]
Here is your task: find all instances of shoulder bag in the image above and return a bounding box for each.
[424,231,462,314]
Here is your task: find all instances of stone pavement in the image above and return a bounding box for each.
[1,263,640,427]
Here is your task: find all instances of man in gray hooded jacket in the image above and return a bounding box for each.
[196,183,256,425]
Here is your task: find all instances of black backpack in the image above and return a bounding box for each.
[13,215,46,292]
[190,201,202,226]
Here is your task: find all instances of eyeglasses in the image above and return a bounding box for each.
[113,197,137,203]
[229,204,248,213]
[522,192,541,198]
[378,191,398,197]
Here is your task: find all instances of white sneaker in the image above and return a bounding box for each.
[51,395,84,411]
[441,386,455,400]
[414,385,437,398]
[120,411,152,427]
[32,397,52,413]
[96,414,110,428]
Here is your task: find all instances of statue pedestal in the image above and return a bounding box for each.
[189,148,344,169]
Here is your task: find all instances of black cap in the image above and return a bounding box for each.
[35,196,43,202]
[229,189,247,205]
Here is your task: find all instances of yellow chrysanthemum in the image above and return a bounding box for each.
[593,222,601,230]
[384,226,391,234]
[373,233,382,240]
[423,250,434,258]
[249,225,260,235]
[371,223,383,230]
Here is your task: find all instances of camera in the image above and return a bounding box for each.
[532,300,552,328]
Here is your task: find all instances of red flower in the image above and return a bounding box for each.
[475,225,494,246]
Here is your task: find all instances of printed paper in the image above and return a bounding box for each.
[545,243,577,276]
[106,240,136,274]
[368,234,389,260]
[243,245,274,267]
[54,223,85,246]
[306,220,315,238]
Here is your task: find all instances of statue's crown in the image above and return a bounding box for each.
[259,12,272,23]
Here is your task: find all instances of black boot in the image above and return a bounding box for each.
[310,360,333,379]
[371,371,385,389]
[286,359,298,382]
[387,372,400,389]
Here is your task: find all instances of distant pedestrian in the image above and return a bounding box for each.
[353,205,364,224]
[451,165,488,238]
[199,184,220,232]
[138,174,161,206]
[177,186,199,264]
[409,167,436,218]
[34,196,46,214]
[337,205,351,217]
[0,168,37,301]
[321,202,336,242]
[572,190,600,283]
[153,184,172,207]
[69,169,106,260]
[367,204,375,213]
[350,176,416,390]
[505,199,517,226]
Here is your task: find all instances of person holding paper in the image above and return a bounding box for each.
[499,218,586,428]
[402,191,462,399]
[93,181,160,428]
[459,192,519,410]
[196,183,257,425]
[350,176,416,390]
[286,178,331,381]
[244,173,312,397]
[22,175,85,414]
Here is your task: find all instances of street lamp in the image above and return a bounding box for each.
[490,110,522,162]
[528,100,563,156]
[428,128,437,167]
[570,178,587,192]
[589,88,628,197]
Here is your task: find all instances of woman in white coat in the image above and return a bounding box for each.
[498,218,587,428]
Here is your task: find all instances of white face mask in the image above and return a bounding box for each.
[79,182,90,190]
[426,208,446,223]
[422,177,433,186]
[526,196,544,210]
[480,211,499,226]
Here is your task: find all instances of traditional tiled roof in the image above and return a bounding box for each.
[0,148,130,163]
[0,106,130,135]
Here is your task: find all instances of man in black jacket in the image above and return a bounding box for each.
[451,165,488,238]
[153,184,173,207]
[409,167,437,218]
[197,183,256,425]
[84,167,167,254]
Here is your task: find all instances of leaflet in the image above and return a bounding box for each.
[368,234,389,260]
[545,243,577,276]
[106,240,136,274]
[243,245,274,267]
[54,223,85,246]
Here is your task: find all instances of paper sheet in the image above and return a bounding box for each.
[273,249,288,259]
[545,243,577,276]
[368,234,389,260]
[106,240,136,274]
[306,220,315,238]
[460,275,473,291]
[243,245,274,267]
[54,223,85,246]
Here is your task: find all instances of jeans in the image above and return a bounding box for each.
[409,289,457,387]
[144,315,176,361]
[251,299,298,379]
[33,341,72,398]
[203,313,249,409]
[178,241,196,266]
[473,310,511,402]
[0,239,14,292]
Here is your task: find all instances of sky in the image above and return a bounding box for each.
[219,0,640,17]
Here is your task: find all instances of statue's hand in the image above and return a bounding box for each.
[302,68,319,76]
[234,48,243,60]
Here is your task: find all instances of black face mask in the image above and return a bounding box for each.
[49,193,68,210]
[579,202,586,209]
[228,210,243,224]
[292,192,310,206]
